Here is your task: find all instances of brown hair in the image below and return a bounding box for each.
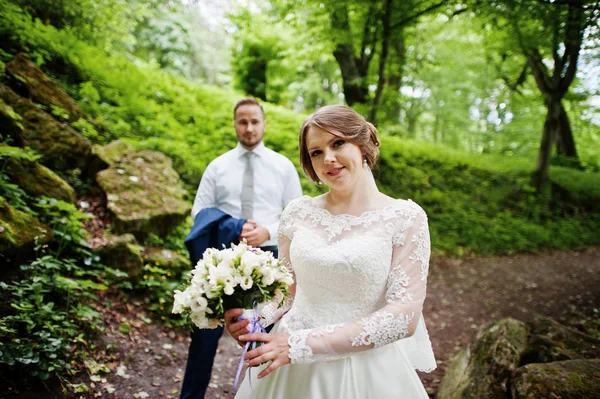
[299,105,380,183]
[233,98,264,119]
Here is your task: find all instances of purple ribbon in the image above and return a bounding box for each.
[233,303,266,393]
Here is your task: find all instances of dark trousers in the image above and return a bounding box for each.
[180,246,278,399]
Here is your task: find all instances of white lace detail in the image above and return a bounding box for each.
[288,330,314,364]
[260,295,293,328]
[386,265,412,304]
[275,196,435,371]
[351,311,414,348]
[409,217,430,281]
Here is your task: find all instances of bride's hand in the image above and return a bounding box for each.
[224,308,250,347]
[240,332,291,379]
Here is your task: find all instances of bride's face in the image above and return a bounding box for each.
[305,126,365,189]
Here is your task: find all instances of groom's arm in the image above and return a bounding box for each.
[191,162,218,220]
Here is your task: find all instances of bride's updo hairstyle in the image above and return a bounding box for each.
[299,105,380,183]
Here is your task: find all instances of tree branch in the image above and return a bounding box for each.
[389,0,448,31]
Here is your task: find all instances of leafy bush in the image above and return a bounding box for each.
[0,195,127,380]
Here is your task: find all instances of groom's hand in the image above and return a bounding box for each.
[224,308,250,347]
[240,224,270,247]
[240,332,291,379]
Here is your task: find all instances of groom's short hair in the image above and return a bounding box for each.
[233,98,264,119]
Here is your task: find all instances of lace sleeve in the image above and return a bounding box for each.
[259,203,297,327]
[287,204,431,364]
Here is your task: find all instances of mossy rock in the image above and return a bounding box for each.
[0,98,24,145]
[0,145,76,203]
[0,196,52,266]
[437,318,529,399]
[0,83,93,171]
[86,140,133,177]
[96,149,190,237]
[511,359,600,398]
[93,234,143,281]
[522,316,600,365]
[142,247,191,272]
[5,53,83,123]
[97,140,133,166]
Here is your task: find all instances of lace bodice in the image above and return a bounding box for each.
[260,196,436,371]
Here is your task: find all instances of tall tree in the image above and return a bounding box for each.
[469,0,600,189]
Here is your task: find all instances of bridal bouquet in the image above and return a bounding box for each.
[172,241,293,329]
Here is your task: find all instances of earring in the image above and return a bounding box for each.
[363,158,368,167]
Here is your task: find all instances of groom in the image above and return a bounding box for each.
[180,98,302,399]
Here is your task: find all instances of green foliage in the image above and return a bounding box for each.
[0,197,127,380]
[377,135,600,255]
[1,0,598,260]
[136,264,189,327]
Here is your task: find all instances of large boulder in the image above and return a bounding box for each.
[5,53,83,123]
[511,359,600,398]
[0,145,76,203]
[93,234,143,281]
[0,83,93,171]
[521,316,600,365]
[0,196,52,266]
[96,149,190,237]
[0,98,24,145]
[437,318,529,399]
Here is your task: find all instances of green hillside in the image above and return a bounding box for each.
[1,0,599,257]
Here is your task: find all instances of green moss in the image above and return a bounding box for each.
[96,149,190,236]
[0,195,52,252]
[1,145,76,203]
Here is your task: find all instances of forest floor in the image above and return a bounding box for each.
[3,246,600,399]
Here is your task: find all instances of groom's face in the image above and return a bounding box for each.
[234,104,265,151]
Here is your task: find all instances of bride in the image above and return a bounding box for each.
[225,105,436,398]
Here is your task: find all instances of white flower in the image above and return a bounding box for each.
[223,283,234,296]
[261,268,275,286]
[240,252,260,275]
[190,296,208,313]
[191,312,209,328]
[240,276,253,290]
[172,290,189,314]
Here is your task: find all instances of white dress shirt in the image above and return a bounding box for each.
[191,141,303,247]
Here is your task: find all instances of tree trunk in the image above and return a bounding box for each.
[369,0,393,124]
[330,6,371,106]
[533,96,561,190]
[555,102,579,162]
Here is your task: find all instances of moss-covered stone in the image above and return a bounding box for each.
[142,247,191,272]
[0,196,52,265]
[437,318,529,399]
[97,140,133,166]
[0,98,24,145]
[0,145,76,203]
[0,83,93,171]
[521,316,600,365]
[96,149,190,237]
[93,234,143,281]
[5,53,83,123]
[511,359,600,398]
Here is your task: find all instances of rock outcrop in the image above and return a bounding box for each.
[0,83,93,171]
[93,234,143,281]
[437,318,528,399]
[142,247,191,272]
[511,359,600,398]
[0,196,52,263]
[438,316,600,399]
[5,53,83,122]
[96,147,190,237]
[0,98,24,145]
[0,145,76,203]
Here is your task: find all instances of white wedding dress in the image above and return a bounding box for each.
[236,195,436,399]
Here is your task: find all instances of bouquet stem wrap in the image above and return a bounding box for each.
[233,304,265,393]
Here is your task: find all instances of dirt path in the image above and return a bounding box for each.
[4,247,600,398]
